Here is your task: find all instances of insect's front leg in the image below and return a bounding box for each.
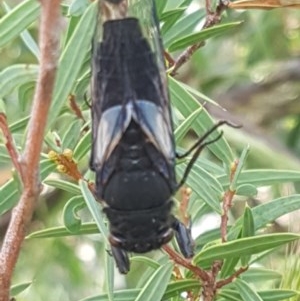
[171,216,194,258]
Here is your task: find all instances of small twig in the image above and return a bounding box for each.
[220,160,239,243]
[0,1,61,300]
[163,245,210,282]
[216,266,248,288]
[0,114,22,177]
[68,94,86,122]
[179,187,192,226]
[169,0,229,76]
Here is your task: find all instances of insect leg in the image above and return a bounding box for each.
[171,216,194,258]
[111,246,130,274]
[176,120,239,189]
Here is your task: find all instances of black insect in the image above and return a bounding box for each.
[90,0,233,274]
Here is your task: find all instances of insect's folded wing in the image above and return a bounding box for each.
[94,105,131,167]
[133,100,174,161]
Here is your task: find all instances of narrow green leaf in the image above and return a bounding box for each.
[9,116,30,133]
[217,289,242,301]
[236,184,257,197]
[217,169,300,188]
[258,289,298,301]
[234,279,263,301]
[174,106,203,144]
[168,22,242,52]
[241,268,282,283]
[0,0,40,48]
[162,279,201,300]
[10,282,31,296]
[177,163,223,213]
[169,77,234,165]
[68,0,89,16]
[231,145,250,190]
[241,206,255,266]
[79,279,201,301]
[61,119,83,149]
[63,196,86,232]
[193,233,300,267]
[27,222,99,239]
[79,180,109,245]
[105,250,115,301]
[80,289,140,301]
[44,179,81,194]
[134,263,173,301]
[178,81,221,107]
[219,289,298,301]
[130,256,160,270]
[18,82,35,111]
[2,1,39,59]
[228,195,300,240]
[160,8,186,35]
[154,0,167,18]
[74,129,91,161]
[47,2,97,130]
[220,257,240,279]
[164,10,205,48]
[0,65,39,98]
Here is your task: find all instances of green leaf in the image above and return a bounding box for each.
[80,289,140,301]
[241,206,255,266]
[2,1,39,59]
[131,256,160,270]
[160,8,186,35]
[177,163,222,214]
[168,22,242,52]
[220,257,240,279]
[258,289,298,301]
[193,233,300,267]
[236,184,257,197]
[79,279,201,301]
[217,169,300,188]
[154,0,167,18]
[219,289,298,301]
[68,0,89,16]
[18,82,35,111]
[47,2,97,130]
[134,263,173,301]
[73,128,91,161]
[63,196,86,232]
[79,180,109,245]
[0,64,39,98]
[234,279,264,301]
[164,10,205,48]
[9,116,30,133]
[61,119,83,149]
[105,250,115,301]
[241,268,282,283]
[162,280,201,300]
[228,195,300,240]
[27,222,99,239]
[169,77,234,165]
[231,145,250,190]
[174,106,203,144]
[10,281,31,296]
[0,0,40,48]
[44,178,81,194]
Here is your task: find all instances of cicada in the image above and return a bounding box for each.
[90,0,232,273]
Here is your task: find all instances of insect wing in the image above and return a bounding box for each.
[91,1,175,178]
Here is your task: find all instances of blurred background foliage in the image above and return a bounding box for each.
[0,0,300,300]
